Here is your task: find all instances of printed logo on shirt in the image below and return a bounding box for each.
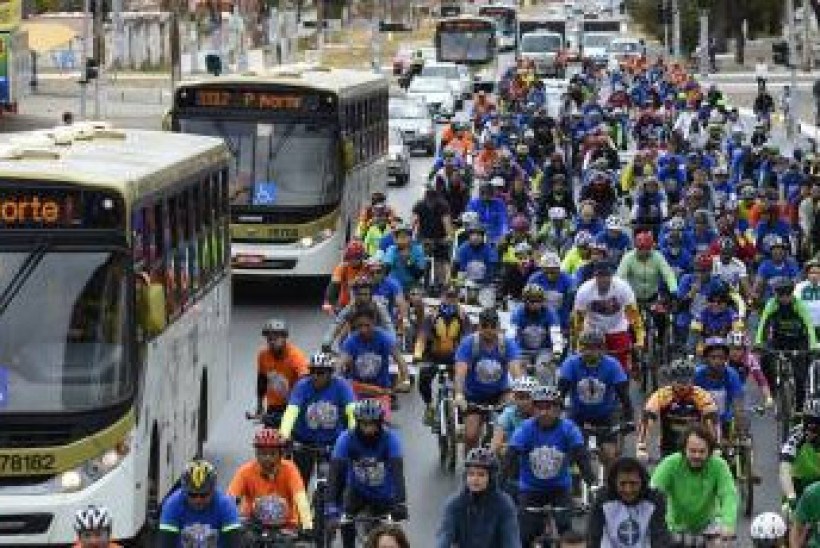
[616,517,642,546]
[266,371,289,397]
[466,260,487,282]
[355,352,382,380]
[528,445,565,480]
[352,457,387,487]
[521,325,547,349]
[305,400,339,430]
[475,358,503,384]
[589,296,621,316]
[545,290,563,309]
[577,376,607,405]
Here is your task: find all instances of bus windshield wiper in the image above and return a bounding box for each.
[0,243,49,317]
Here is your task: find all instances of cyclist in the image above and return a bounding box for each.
[362,205,393,257]
[637,358,719,461]
[617,231,678,303]
[324,241,368,315]
[436,447,521,548]
[454,223,499,285]
[755,276,819,413]
[414,285,471,425]
[650,424,738,543]
[228,428,312,532]
[490,376,539,458]
[158,459,242,548]
[506,384,594,546]
[689,281,743,354]
[693,336,746,443]
[280,352,356,483]
[711,236,753,300]
[791,477,820,546]
[467,180,509,245]
[328,399,408,548]
[323,275,395,350]
[587,457,670,546]
[727,330,773,409]
[558,328,634,470]
[596,215,632,266]
[367,253,407,329]
[412,185,454,289]
[255,319,308,425]
[780,398,820,510]
[510,284,564,369]
[572,259,645,375]
[383,222,428,292]
[795,259,820,338]
[73,505,121,548]
[749,511,787,547]
[526,251,574,330]
[753,237,800,305]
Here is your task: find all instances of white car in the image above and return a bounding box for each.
[387,126,410,186]
[407,77,455,122]
[582,32,616,65]
[420,62,471,103]
[389,97,435,155]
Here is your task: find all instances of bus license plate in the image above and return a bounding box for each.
[234,254,264,265]
[0,453,56,475]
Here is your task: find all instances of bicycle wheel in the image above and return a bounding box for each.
[312,484,329,548]
[779,381,794,443]
[739,443,755,517]
[444,399,458,472]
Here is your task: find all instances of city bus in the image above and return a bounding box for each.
[0,123,232,544]
[435,15,497,93]
[478,4,518,52]
[169,64,389,278]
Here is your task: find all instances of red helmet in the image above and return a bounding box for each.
[344,240,366,262]
[695,252,713,271]
[635,231,655,251]
[253,427,287,449]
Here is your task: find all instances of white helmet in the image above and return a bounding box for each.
[511,376,540,394]
[539,251,561,269]
[548,206,567,221]
[461,211,479,226]
[74,505,112,533]
[750,512,786,541]
[490,176,506,188]
[605,215,623,231]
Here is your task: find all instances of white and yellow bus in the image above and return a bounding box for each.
[169,64,389,278]
[435,15,498,93]
[0,124,231,544]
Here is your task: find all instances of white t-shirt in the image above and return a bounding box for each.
[574,276,636,334]
[795,280,820,326]
[712,257,748,291]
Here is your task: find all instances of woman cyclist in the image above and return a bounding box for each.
[73,505,121,548]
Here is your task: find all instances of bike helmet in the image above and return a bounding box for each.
[727,330,748,348]
[514,241,532,256]
[309,352,335,370]
[354,398,386,422]
[804,397,820,420]
[511,214,530,232]
[464,446,498,470]
[262,318,288,336]
[531,384,562,403]
[665,357,695,382]
[522,283,546,302]
[512,376,540,395]
[181,459,217,496]
[635,231,654,251]
[702,336,730,354]
[74,505,112,533]
[394,221,413,235]
[539,251,561,269]
[706,279,730,302]
[578,328,606,348]
[605,215,623,231]
[575,230,593,247]
[749,512,787,541]
[667,216,686,231]
[771,276,795,295]
[591,258,614,276]
[490,176,506,188]
[718,237,736,254]
[739,185,757,200]
[344,240,366,261]
[467,223,486,235]
[365,250,387,270]
[461,210,480,226]
[694,252,713,271]
[548,206,567,221]
[516,143,529,156]
[589,241,608,254]
[253,427,288,449]
[478,307,500,327]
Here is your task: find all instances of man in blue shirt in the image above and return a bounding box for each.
[467,181,509,245]
[158,459,241,548]
[526,252,574,330]
[693,337,745,439]
[280,352,356,483]
[506,385,594,546]
[753,236,800,302]
[455,308,523,454]
[510,284,564,376]
[328,399,408,548]
[383,223,427,291]
[557,328,633,471]
[454,224,498,285]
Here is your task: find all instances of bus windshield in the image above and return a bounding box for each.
[438,30,494,63]
[521,33,562,52]
[179,119,340,209]
[0,249,130,413]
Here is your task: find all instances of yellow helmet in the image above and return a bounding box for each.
[182,459,216,495]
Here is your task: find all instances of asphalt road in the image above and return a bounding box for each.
[0,57,795,546]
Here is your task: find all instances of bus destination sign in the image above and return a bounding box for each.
[0,186,122,230]
[192,89,304,110]
[441,19,493,31]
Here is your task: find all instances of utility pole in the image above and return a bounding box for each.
[169,0,182,90]
[79,0,90,119]
[92,0,102,118]
[804,0,813,70]
[699,8,709,76]
[672,0,680,59]
[787,0,798,138]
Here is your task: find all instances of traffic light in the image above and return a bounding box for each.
[82,58,99,83]
[772,41,790,66]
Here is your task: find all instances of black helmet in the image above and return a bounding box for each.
[664,357,695,382]
[478,308,499,327]
[464,446,498,471]
[181,459,217,496]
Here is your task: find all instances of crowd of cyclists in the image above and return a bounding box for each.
[67,36,820,548]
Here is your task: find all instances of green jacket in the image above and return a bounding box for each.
[755,297,819,348]
[650,452,738,533]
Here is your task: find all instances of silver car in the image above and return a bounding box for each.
[389,97,435,155]
[387,126,410,186]
[407,76,456,122]
[420,62,472,104]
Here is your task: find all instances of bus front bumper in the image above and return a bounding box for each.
[0,450,142,545]
[231,234,340,277]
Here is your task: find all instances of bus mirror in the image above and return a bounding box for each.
[161,109,173,132]
[342,139,355,171]
[136,274,167,337]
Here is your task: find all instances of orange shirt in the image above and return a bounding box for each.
[330,263,366,307]
[227,459,305,527]
[257,342,309,408]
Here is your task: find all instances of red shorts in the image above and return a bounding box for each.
[605,331,633,374]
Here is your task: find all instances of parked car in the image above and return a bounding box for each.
[420,61,471,105]
[389,97,436,155]
[388,126,411,186]
[406,76,455,122]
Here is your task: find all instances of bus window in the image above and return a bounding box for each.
[197,177,212,284]
[149,203,162,277]
[218,170,229,267]
[132,208,146,266]
[186,185,200,294]
[176,190,191,306]
[165,196,179,317]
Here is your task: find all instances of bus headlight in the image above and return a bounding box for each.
[299,228,334,249]
[54,436,131,493]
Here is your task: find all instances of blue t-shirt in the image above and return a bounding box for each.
[454,333,521,400]
[341,328,395,388]
[496,404,529,439]
[509,417,584,491]
[526,270,573,327]
[332,429,403,502]
[693,306,738,337]
[455,242,498,284]
[159,489,240,547]
[373,275,403,319]
[511,305,559,351]
[558,354,627,419]
[756,258,801,299]
[288,375,355,445]
[694,364,743,423]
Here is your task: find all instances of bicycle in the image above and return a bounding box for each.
[760,348,809,443]
[577,422,635,507]
[637,297,671,394]
[522,504,588,548]
[288,441,334,548]
[338,512,399,546]
[720,414,761,518]
[430,362,459,472]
